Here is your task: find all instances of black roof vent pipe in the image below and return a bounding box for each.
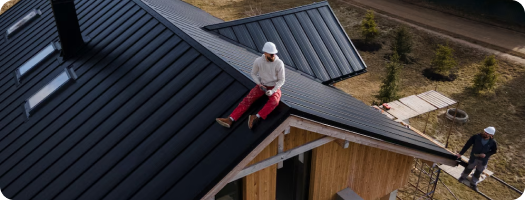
[49,0,85,60]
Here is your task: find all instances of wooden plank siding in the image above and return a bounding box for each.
[241,127,414,200]
[242,127,322,200]
[244,139,279,200]
[309,140,414,200]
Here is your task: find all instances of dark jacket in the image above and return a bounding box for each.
[459,133,497,165]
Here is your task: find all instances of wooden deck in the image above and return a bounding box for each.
[384,90,456,120]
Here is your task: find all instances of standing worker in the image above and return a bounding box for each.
[456,126,498,191]
[216,42,285,129]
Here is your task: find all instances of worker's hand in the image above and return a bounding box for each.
[456,154,461,159]
[266,90,274,96]
[478,153,486,158]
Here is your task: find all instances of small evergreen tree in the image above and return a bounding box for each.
[473,55,499,92]
[390,27,412,62]
[361,10,379,44]
[431,44,456,75]
[377,51,402,103]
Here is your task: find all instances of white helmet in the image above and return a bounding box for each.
[484,126,495,135]
[262,42,278,54]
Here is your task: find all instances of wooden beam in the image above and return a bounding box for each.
[231,136,335,181]
[200,118,292,200]
[288,116,457,166]
[336,139,349,149]
[284,126,290,134]
[278,133,284,169]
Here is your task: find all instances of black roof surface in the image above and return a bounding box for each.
[0,0,455,199]
[204,2,367,84]
[0,1,289,200]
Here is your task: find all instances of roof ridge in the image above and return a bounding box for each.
[203,1,329,30]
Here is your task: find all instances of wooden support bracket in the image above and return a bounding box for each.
[278,133,284,169]
[336,139,349,149]
[230,136,335,181]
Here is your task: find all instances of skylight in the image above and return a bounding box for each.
[25,68,76,116]
[16,43,57,79]
[6,9,42,38]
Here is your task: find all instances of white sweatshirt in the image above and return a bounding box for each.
[251,54,285,92]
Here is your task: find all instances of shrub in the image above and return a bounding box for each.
[390,27,412,62]
[361,10,379,44]
[473,55,499,92]
[431,44,457,75]
[377,51,402,103]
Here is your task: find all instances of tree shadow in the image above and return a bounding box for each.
[422,68,457,81]
[351,39,383,52]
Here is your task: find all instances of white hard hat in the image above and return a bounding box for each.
[484,126,495,135]
[262,42,278,54]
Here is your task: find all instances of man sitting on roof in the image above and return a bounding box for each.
[216,42,285,129]
[456,126,498,192]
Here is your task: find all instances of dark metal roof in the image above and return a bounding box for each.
[204,1,368,84]
[0,0,455,200]
[0,1,288,200]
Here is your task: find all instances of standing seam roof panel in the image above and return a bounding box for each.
[269,17,313,74]
[232,25,257,50]
[245,22,268,52]
[318,6,365,72]
[218,27,238,41]
[257,19,296,68]
[295,11,341,79]
[283,14,330,80]
[307,9,353,75]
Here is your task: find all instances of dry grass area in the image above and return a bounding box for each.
[0,0,20,15]
[186,0,525,199]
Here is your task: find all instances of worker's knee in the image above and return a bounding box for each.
[473,169,482,178]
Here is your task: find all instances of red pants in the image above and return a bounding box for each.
[230,85,281,120]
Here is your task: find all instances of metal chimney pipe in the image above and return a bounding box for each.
[49,0,84,59]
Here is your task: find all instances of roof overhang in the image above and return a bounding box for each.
[201,115,457,199]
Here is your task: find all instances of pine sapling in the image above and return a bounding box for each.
[390,26,412,62]
[431,44,456,75]
[473,55,499,92]
[361,10,379,44]
[377,51,402,103]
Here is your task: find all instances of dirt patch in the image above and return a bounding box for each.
[0,0,20,15]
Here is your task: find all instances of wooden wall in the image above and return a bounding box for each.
[243,127,322,200]
[242,127,414,200]
[309,140,414,200]
[243,139,278,200]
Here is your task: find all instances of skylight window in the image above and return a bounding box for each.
[6,9,42,38]
[16,43,58,79]
[24,68,76,117]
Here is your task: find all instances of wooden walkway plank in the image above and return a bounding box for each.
[417,92,448,108]
[399,95,436,114]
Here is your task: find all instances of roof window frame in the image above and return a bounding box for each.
[6,9,42,39]
[15,42,61,82]
[24,67,77,118]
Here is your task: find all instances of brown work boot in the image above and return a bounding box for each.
[216,117,233,128]
[248,115,260,129]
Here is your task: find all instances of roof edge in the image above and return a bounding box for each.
[288,108,457,160]
[203,1,329,30]
[322,69,368,85]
